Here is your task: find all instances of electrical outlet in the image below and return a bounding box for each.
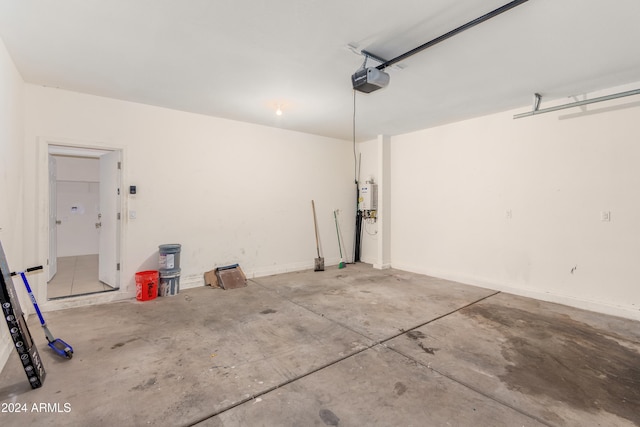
[506,209,512,219]
[129,210,137,220]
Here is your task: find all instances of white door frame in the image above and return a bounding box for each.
[36,137,129,311]
[98,150,122,288]
[48,155,57,281]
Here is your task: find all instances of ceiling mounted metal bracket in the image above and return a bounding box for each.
[360,49,388,65]
[514,88,640,119]
[533,93,542,111]
[346,44,405,71]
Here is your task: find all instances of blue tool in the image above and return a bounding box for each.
[11,266,73,359]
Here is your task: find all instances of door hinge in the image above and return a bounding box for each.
[117,212,121,220]
[117,263,120,271]
[117,161,121,170]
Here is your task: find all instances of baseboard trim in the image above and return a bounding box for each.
[392,262,640,322]
[181,258,343,290]
[373,263,392,270]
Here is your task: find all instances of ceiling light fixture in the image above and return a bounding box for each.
[276,106,283,116]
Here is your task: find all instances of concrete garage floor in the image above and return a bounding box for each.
[1,264,639,426]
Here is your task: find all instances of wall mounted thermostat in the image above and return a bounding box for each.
[129,185,136,195]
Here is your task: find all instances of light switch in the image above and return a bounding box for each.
[600,211,611,222]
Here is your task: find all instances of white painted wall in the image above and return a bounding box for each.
[356,139,378,264]
[0,37,26,373]
[356,136,391,269]
[391,83,640,320]
[55,155,99,181]
[23,86,356,308]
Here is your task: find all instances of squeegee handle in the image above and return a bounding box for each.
[334,210,343,258]
[18,271,47,327]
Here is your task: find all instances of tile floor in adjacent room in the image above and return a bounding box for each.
[1,264,639,427]
[47,255,115,299]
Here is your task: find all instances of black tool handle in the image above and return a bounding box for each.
[10,265,44,276]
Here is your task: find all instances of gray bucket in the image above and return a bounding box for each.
[158,268,181,297]
[159,244,181,270]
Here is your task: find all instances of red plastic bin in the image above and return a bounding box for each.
[135,270,159,301]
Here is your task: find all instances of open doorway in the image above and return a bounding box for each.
[47,145,122,300]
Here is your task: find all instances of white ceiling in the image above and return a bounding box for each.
[1,0,640,142]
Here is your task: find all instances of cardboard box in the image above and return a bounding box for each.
[204,269,219,288]
[204,264,247,290]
